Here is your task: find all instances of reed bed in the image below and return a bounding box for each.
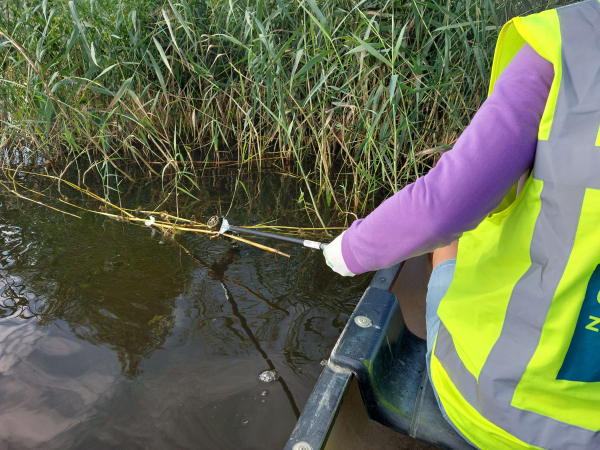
[0,0,571,216]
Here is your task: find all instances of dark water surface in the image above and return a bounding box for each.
[0,174,370,449]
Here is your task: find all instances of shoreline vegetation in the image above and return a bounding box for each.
[0,0,567,223]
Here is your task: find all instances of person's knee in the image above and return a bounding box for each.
[432,240,458,268]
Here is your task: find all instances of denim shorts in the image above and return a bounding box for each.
[425,259,476,448]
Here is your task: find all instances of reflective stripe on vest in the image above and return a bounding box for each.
[432,1,600,448]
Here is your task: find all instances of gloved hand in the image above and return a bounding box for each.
[323,231,355,277]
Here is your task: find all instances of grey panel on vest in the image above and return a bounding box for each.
[435,323,600,449]
[478,182,584,404]
[533,140,600,188]
[550,0,600,146]
[434,324,479,406]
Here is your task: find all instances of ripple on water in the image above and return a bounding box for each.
[98,309,119,320]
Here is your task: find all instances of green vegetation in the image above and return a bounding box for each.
[0,0,570,219]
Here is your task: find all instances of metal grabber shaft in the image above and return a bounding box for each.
[216,217,328,250]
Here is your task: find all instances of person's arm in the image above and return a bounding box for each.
[325,43,554,276]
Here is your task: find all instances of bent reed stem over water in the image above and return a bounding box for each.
[0,0,571,216]
[1,167,339,257]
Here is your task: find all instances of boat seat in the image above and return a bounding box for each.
[285,259,474,450]
[330,272,473,449]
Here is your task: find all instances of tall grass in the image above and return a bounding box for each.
[0,0,572,218]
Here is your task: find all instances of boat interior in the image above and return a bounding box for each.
[284,255,475,450]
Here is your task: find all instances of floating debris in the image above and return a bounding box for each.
[261,390,268,396]
[258,370,277,383]
[207,215,221,231]
[144,216,155,227]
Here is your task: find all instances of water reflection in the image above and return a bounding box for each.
[182,243,300,417]
[0,173,369,449]
[0,204,188,379]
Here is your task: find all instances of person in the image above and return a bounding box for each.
[323,1,600,449]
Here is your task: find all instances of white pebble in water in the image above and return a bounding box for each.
[258,370,277,383]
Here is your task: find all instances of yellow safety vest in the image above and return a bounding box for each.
[430,1,600,449]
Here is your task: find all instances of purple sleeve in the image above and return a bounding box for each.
[341,43,554,274]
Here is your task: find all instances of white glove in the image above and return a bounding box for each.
[323,231,355,277]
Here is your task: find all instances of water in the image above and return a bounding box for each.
[0,173,370,449]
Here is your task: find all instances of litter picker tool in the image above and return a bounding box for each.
[212,217,328,250]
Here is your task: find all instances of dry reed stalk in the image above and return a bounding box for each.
[0,181,82,218]
[221,233,290,258]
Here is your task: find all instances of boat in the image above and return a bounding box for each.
[284,255,474,450]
